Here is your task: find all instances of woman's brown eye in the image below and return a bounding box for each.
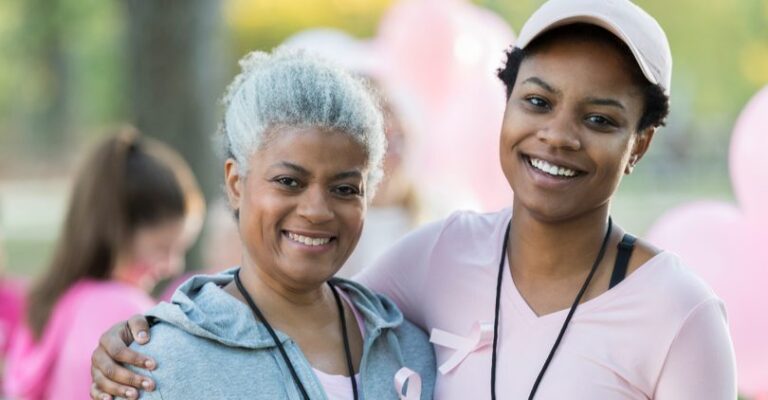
[526,96,550,110]
[586,115,616,127]
[335,185,361,197]
[275,177,299,187]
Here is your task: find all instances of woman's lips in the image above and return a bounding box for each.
[282,230,336,252]
[520,154,586,189]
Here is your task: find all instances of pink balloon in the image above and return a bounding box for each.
[730,86,768,225]
[731,222,768,395]
[648,88,768,396]
[646,201,745,280]
[646,201,768,396]
[374,0,515,211]
[376,0,468,112]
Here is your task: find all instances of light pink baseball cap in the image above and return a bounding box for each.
[515,0,672,95]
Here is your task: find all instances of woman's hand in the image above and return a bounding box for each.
[90,315,156,399]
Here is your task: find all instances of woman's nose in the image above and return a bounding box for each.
[536,112,581,151]
[297,186,334,224]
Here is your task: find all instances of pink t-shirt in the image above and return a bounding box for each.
[0,277,26,395]
[4,279,154,400]
[0,277,26,355]
[312,288,364,400]
[357,209,736,399]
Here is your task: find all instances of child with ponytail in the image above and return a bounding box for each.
[4,127,204,400]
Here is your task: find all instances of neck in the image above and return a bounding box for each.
[508,201,615,280]
[111,257,153,292]
[228,255,333,315]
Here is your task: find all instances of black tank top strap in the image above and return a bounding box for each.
[609,233,637,289]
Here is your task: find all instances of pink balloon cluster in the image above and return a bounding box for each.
[647,87,768,398]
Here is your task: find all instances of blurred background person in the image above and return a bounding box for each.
[199,198,242,273]
[3,128,204,400]
[340,84,420,277]
[158,198,241,301]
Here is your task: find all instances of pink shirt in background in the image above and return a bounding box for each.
[0,277,26,395]
[0,278,26,355]
[4,279,154,400]
[357,209,737,399]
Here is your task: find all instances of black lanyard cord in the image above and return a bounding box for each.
[491,217,613,400]
[490,222,511,399]
[234,270,359,400]
[328,280,360,399]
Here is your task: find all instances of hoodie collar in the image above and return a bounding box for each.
[147,268,405,350]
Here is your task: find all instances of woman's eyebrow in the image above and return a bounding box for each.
[333,170,363,181]
[585,96,626,110]
[521,77,560,95]
[269,161,309,175]
[269,162,362,181]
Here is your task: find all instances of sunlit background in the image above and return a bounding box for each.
[0,0,766,396]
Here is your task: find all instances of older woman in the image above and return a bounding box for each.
[92,0,736,399]
[91,48,435,399]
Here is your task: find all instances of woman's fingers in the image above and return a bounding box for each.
[126,314,151,345]
[100,320,156,369]
[90,320,157,398]
[91,367,141,399]
[91,343,156,388]
[90,382,108,400]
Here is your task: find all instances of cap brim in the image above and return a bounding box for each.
[515,13,660,88]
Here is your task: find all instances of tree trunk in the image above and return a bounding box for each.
[24,0,71,158]
[124,0,225,270]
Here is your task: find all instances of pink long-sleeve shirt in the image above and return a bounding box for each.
[4,279,154,400]
[357,209,737,399]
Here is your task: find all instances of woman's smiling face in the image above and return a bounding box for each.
[500,35,654,222]
[226,126,369,289]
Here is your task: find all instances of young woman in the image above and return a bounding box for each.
[91,0,737,398]
[4,128,204,400]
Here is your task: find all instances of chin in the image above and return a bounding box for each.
[515,195,580,223]
[283,263,340,286]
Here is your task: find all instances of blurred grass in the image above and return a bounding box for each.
[613,170,733,236]
[4,238,53,277]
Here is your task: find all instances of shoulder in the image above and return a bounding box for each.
[395,208,511,258]
[130,321,193,356]
[68,280,155,314]
[332,278,434,360]
[431,208,510,239]
[403,208,509,242]
[127,321,216,384]
[625,251,722,321]
[54,281,154,338]
[125,323,200,399]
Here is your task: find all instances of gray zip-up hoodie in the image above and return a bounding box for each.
[127,269,435,399]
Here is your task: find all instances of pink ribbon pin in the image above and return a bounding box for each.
[429,320,494,375]
[395,367,422,400]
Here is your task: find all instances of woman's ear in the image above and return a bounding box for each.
[224,159,243,213]
[625,127,656,175]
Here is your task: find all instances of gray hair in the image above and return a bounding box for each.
[219,46,386,198]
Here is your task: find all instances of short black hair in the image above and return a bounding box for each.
[497,24,669,132]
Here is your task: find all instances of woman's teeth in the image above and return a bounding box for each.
[287,232,332,246]
[529,157,578,177]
